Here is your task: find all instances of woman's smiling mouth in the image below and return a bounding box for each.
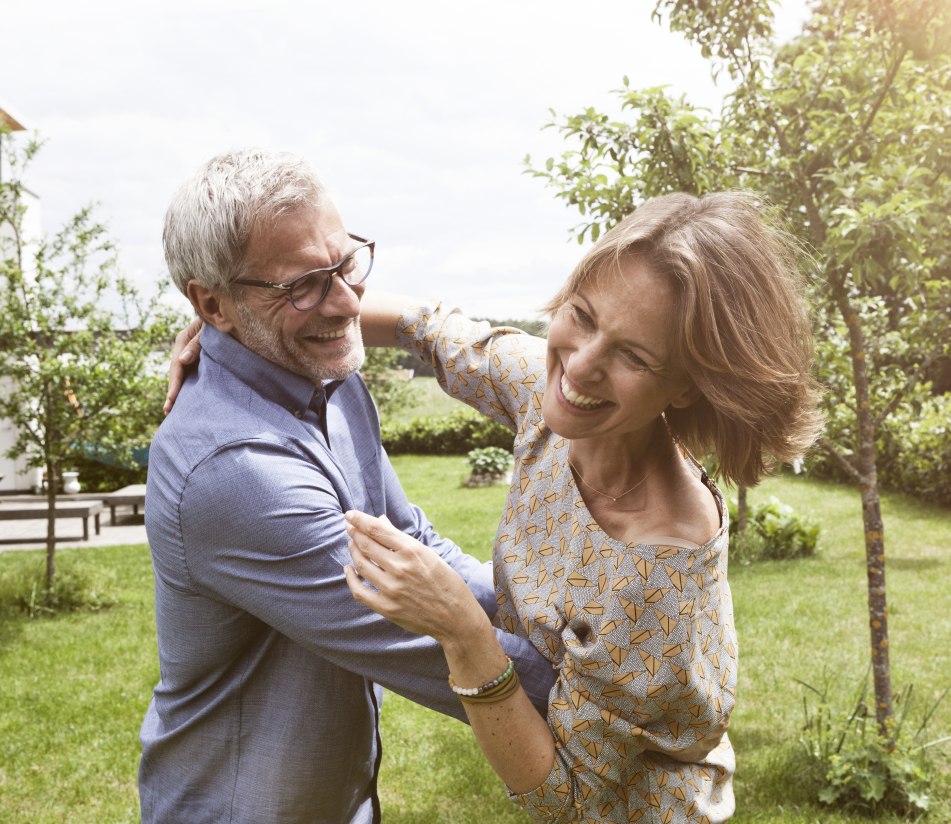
[560,373,610,410]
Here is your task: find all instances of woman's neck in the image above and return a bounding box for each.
[566,417,674,500]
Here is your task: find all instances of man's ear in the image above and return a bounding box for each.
[186,280,235,333]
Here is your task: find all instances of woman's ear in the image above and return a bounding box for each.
[669,381,701,410]
[186,280,235,333]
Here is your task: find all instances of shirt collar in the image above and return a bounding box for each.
[201,324,330,414]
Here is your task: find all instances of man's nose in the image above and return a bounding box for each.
[319,273,363,317]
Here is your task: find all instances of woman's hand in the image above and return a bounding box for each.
[345,510,556,794]
[164,317,204,415]
[343,511,490,644]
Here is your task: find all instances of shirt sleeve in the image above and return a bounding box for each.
[395,303,547,433]
[177,436,555,721]
[507,542,737,819]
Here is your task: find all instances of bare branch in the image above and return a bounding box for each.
[818,436,864,484]
[839,47,909,161]
[873,352,938,430]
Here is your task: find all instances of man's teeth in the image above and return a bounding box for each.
[560,375,608,409]
[313,326,347,341]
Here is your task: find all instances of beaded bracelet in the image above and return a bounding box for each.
[449,657,514,697]
[456,670,521,705]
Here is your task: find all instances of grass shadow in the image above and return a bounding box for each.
[887,557,943,572]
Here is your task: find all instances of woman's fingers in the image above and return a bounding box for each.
[345,520,395,575]
[165,318,204,415]
[344,510,406,553]
[347,532,388,582]
[344,547,427,635]
[343,562,391,613]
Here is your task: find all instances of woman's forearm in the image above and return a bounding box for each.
[440,622,556,794]
[359,291,419,347]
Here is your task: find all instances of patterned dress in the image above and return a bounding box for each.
[397,305,737,823]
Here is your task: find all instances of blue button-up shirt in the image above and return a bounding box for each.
[140,325,555,824]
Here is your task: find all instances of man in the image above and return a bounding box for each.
[140,149,554,824]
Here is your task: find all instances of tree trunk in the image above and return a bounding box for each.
[45,457,57,591]
[736,484,748,532]
[859,475,892,740]
[837,283,894,742]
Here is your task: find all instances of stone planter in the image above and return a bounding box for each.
[62,471,81,494]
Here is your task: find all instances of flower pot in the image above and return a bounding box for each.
[62,471,81,494]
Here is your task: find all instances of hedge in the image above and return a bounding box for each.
[382,409,514,455]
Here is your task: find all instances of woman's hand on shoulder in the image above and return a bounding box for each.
[164,317,204,415]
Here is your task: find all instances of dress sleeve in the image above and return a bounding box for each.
[395,303,546,433]
[508,539,737,820]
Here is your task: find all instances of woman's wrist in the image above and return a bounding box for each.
[437,601,494,651]
[439,609,511,689]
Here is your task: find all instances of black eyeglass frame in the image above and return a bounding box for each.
[231,233,375,311]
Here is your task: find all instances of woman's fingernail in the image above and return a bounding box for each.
[180,350,194,364]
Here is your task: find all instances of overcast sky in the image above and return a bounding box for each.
[2,0,809,319]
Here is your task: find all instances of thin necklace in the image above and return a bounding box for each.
[567,454,656,503]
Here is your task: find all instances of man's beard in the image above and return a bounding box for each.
[233,301,365,384]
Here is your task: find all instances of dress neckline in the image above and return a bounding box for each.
[556,438,728,552]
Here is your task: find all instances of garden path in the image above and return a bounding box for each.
[0,509,147,552]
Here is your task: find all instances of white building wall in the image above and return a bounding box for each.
[0,377,38,491]
[0,186,41,491]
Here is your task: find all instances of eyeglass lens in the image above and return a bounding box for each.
[290,244,372,310]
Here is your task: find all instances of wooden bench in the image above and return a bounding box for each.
[0,501,104,542]
[101,484,147,526]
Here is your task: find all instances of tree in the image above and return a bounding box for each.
[0,131,184,592]
[361,347,414,420]
[527,0,951,742]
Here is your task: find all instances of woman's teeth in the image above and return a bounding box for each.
[560,375,608,410]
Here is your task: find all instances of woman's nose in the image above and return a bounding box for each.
[567,339,605,378]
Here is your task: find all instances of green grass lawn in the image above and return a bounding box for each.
[0,463,948,823]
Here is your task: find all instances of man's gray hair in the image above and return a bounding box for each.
[164,148,328,294]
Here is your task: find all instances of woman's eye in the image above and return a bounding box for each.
[622,350,647,368]
[569,305,593,327]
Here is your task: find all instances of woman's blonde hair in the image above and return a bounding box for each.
[544,190,823,488]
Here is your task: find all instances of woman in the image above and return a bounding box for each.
[343,191,822,822]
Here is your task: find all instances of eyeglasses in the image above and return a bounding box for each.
[232,233,375,311]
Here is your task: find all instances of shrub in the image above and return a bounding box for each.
[382,409,513,455]
[728,526,769,566]
[812,393,951,508]
[0,555,118,617]
[68,455,147,493]
[727,496,819,562]
[466,447,513,476]
[797,670,950,816]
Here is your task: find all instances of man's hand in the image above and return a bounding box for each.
[164,317,204,415]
